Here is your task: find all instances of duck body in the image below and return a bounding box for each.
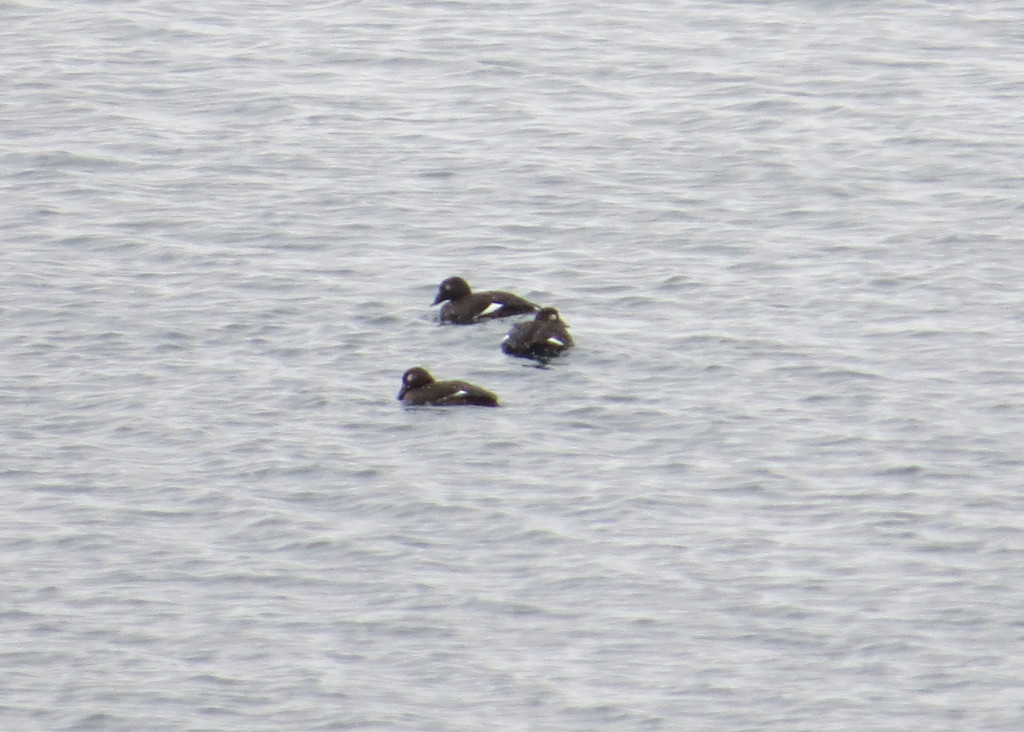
[432,276,538,324]
[397,367,500,407]
[501,307,573,361]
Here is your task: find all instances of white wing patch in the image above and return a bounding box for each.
[451,389,470,398]
[546,337,565,347]
[479,302,504,316]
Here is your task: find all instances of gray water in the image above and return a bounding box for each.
[3,1,1024,729]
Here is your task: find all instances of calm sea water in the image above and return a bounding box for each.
[3,1,1024,730]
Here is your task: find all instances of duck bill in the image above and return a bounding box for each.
[431,292,445,305]
[397,385,408,400]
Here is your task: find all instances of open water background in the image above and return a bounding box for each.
[3,1,1024,729]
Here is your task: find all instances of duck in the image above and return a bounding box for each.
[431,276,538,324]
[501,307,573,361]
[397,367,500,407]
